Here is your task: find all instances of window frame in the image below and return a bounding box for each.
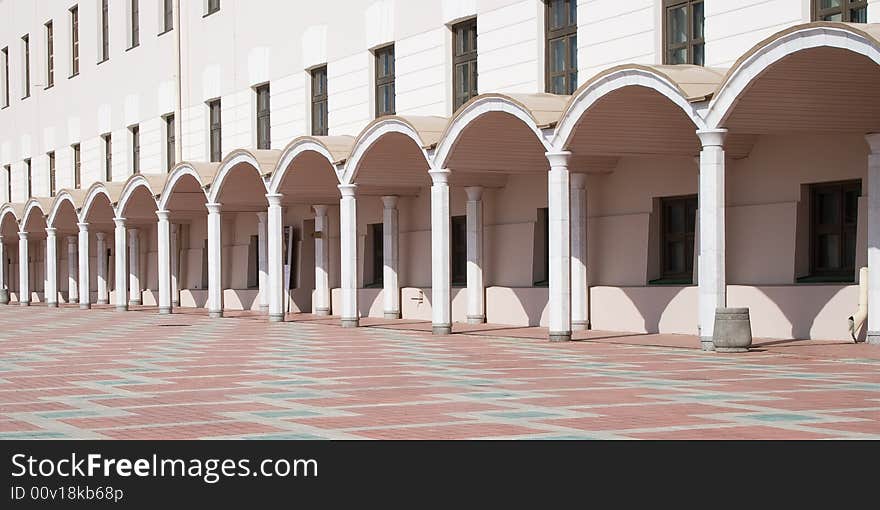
[102,133,112,182]
[164,114,175,172]
[255,84,271,150]
[662,0,705,66]
[311,65,328,136]
[129,0,140,49]
[658,194,698,283]
[70,6,79,77]
[208,99,222,162]
[21,34,30,99]
[205,0,220,17]
[4,165,11,203]
[72,143,81,189]
[452,18,478,112]
[544,0,578,95]
[812,0,868,22]
[130,124,140,174]
[48,151,56,197]
[99,0,109,63]
[24,158,31,199]
[451,215,468,287]
[374,44,396,118]
[45,21,54,89]
[161,0,174,34]
[1,47,9,108]
[808,179,861,281]
[368,223,384,288]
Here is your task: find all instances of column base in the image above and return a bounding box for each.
[96,299,109,305]
[571,320,590,331]
[700,337,716,351]
[47,302,58,308]
[341,318,359,328]
[259,305,270,313]
[158,307,172,315]
[549,331,571,342]
[79,303,91,310]
[432,324,452,335]
[715,347,749,353]
[867,331,880,345]
[466,315,486,324]
[116,305,128,312]
[209,311,223,319]
[172,300,180,307]
[269,314,285,322]
[69,297,79,304]
[314,308,331,317]
[0,289,8,304]
[129,300,142,306]
[19,301,30,307]
[384,311,401,320]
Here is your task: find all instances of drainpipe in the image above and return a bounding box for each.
[173,0,183,164]
[848,267,868,342]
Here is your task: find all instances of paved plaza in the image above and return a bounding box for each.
[1,304,879,440]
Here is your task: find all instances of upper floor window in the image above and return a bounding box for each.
[659,195,697,283]
[4,165,10,203]
[48,151,56,197]
[165,114,175,172]
[813,0,868,22]
[545,0,578,95]
[311,66,328,136]
[162,0,174,33]
[452,18,478,112]
[810,180,861,281]
[72,143,81,189]
[256,84,271,150]
[206,0,220,16]
[375,45,395,117]
[99,0,109,63]
[130,125,140,174]
[664,0,705,66]
[130,0,140,48]
[45,22,54,88]
[21,35,30,99]
[208,99,222,162]
[24,159,31,198]
[70,6,80,77]
[1,47,8,107]
[103,133,112,181]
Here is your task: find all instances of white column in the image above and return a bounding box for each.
[256,211,269,313]
[869,0,880,23]
[77,222,90,309]
[866,133,880,344]
[18,231,29,306]
[697,129,728,351]
[207,202,223,318]
[0,236,7,304]
[465,186,485,324]
[546,151,571,342]
[114,217,128,311]
[429,169,452,335]
[339,184,359,327]
[95,232,108,304]
[128,229,141,306]
[313,204,331,316]
[267,194,285,322]
[157,210,172,314]
[45,228,58,307]
[170,223,180,307]
[67,236,78,304]
[570,173,589,331]
[382,196,400,319]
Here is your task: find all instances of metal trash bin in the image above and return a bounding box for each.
[712,307,752,353]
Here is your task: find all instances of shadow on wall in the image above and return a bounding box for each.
[590,286,695,335]
[180,289,209,308]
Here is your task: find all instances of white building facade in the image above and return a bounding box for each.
[3,0,880,347]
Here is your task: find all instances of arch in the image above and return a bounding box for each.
[267,136,346,194]
[342,117,440,184]
[433,93,560,171]
[552,65,712,151]
[0,204,20,234]
[706,22,880,129]
[158,163,210,211]
[20,198,50,232]
[80,183,116,221]
[47,191,81,227]
[117,175,160,217]
[206,149,271,204]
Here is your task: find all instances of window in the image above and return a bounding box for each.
[209,99,222,162]
[45,22,54,88]
[24,159,31,198]
[658,195,697,282]
[813,0,868,22]
[1,47,8,107]
[451,215,467,286]
[201,239,209,289]
[165,114,175,172]
[368,223,384,287]
[664,0,705,66]
[103,134,112,181]
[72,144,81,189]
[810,180,861,280]
[375,45,395,117]
[162,0,173,33]
[21,35,30,99]
[533,208,549,286]
[255,84,271,150]
[70,6,79,76]
[130,125,139,174]
[100,0,109,62]
[206,0,220,16]
[130,0,140,48]
[4,165,11,203]
[48,152,56,197]
[452,18,478,111]
[247,235,259,288]
[311,66,328,136]
[545,0,577,95]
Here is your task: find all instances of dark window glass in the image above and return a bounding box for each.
[48,152,55,197]
[813,0,868,22]
[70,7,79,76]
[201,239,209,289]
[811,180,861,280]
[100,0,109,62]
[165,115,175,172]
[452,18,478,111]
[247,235,259,289]
[22,35,30,98]
[4,165,10,202]
[369,223,384,287]
[375,45,395,117]
[2,47,9,107]
[207,0,220,15]
[163,0,173,32]
[660,195,697,281]
[534,208,549,286]
[664,0,704,65]
[256,85,271,150]
[103,134,112,181]
[130,125,140,174]
[451,215,467,286]
[545,0,577,95]
[131,0,140,47]
[46,22,54,87]
[24,159,31,198]
[209,99,222,162]
[311,66,328,136]
[72,144,81,189]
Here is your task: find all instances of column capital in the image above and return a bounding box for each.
[545,151,572,169]
[570,173,587,190]
[170,222,179,233]
[128,228,140,238]
[77,222,89,232]
[338,184,357,197]
[312,204,329,216]
[256,211,268,222]
[113,216,127,227]
[696,128,728,148]
[428,168,450,185]
[866,133,880,154]
[206,202,222,214]
[464,186,483,201]
[265,193,284,206]
[156,210,171,222]
[18,231,28,240]
[381,195,399,209]
[45,227,57,236]
[67,236,77,245]
[95,232,106,241]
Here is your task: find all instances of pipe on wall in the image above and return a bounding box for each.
[848,267,868,342]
